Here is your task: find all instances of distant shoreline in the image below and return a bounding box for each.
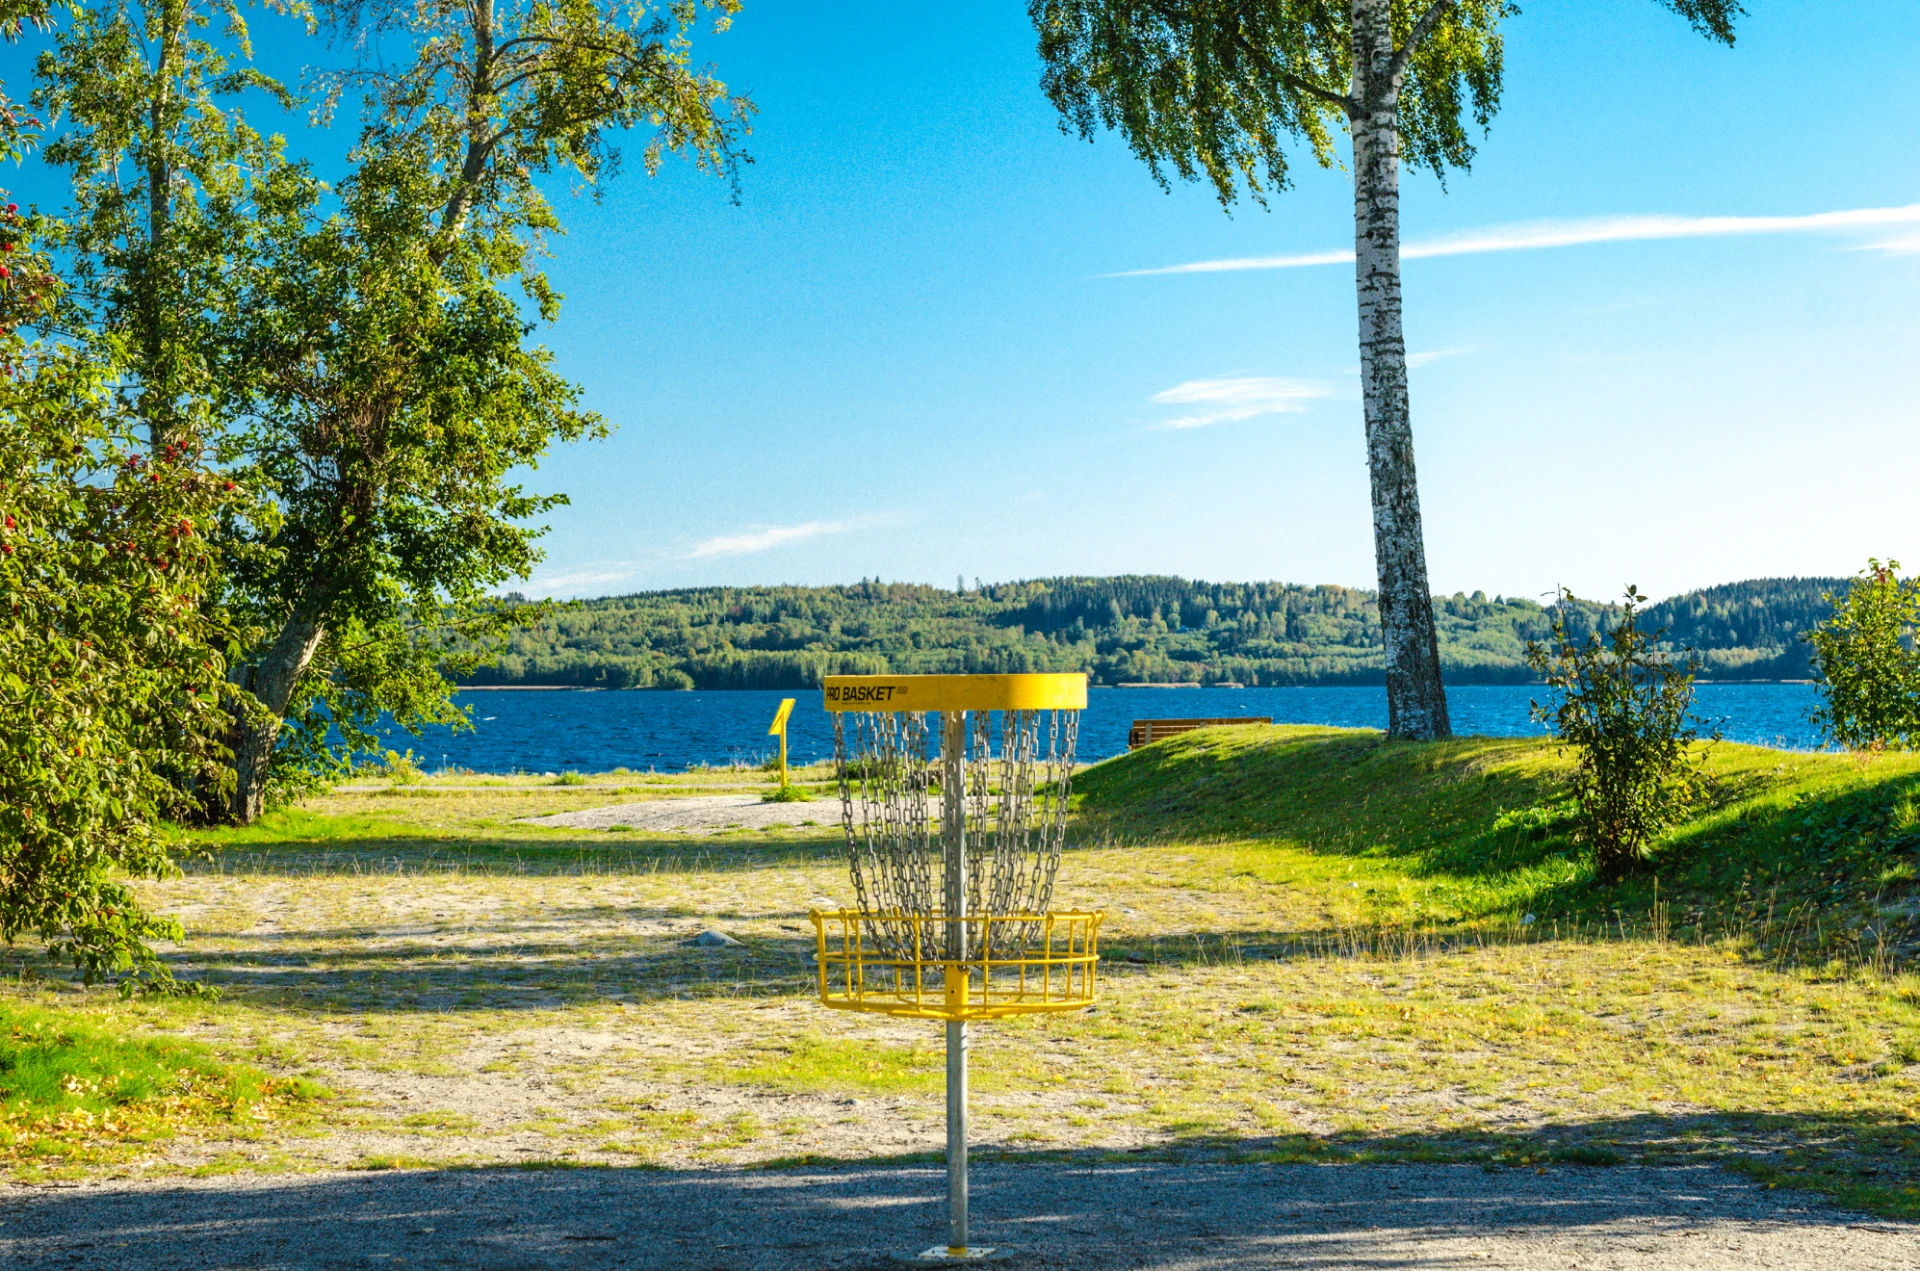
[458,685,606,691]
[453,679,1817,691]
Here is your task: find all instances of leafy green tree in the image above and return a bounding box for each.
[1027,0,1745,741]
[217,142,602,816]
[1,23,238,988]
[34,0,302,451]
[316,0,751,258]
[33,0,345,820]
[1805,560,1920,752]
[36,0,750,820]
[207,0,752,820]
[1528,587,1712,881]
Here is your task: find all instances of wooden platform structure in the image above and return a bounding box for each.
[1127,717,1272,750]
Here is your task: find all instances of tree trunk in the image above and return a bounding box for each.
[142,0,186,452]
[1349,0,1450,741]
[227,607,327,824]
[433,0,497,260]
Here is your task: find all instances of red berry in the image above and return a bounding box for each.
[3,515,12,530]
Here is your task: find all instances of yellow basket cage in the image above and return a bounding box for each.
[811,910,1102,1022]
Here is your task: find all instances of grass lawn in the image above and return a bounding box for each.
[1,727,1917,1219]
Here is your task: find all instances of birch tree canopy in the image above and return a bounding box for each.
[1031,1,1740,206]
[1028,0,1745,741]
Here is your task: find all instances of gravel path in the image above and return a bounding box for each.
[2,1162,1912,1269]
[520,794,832,833]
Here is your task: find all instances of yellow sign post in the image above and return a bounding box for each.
[767,697,796,792]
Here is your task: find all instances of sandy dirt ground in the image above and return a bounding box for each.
[521,795,833,833]
[2,1161,1914,1270]
[12,778,1912,1267]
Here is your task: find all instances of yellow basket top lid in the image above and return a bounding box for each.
[822,673,1087,713]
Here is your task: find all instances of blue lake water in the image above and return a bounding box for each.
[381,683,1828,775]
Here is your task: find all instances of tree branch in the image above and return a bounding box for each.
[1142,0,1356,114]
[1387,0,1458,87]
[1250,41,1358,115]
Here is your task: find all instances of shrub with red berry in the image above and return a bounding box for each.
[0,289,242,993]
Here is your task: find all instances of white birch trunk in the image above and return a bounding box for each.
[1350,0,1450,740]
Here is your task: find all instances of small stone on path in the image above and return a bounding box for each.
[690,929,742,948]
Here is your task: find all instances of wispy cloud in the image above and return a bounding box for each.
[1406,347,1470,369]
[1114,203,1920,276]
[1866,231,1920,256]
[1152,376,1329,429]
[1126,248,1355,276]
[686,520,850,559]
[522,565,638,593]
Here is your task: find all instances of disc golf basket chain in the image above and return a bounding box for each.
[811,674,1101,1264]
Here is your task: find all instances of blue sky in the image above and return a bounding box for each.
[25,2,1920,604]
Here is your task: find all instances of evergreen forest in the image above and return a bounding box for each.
[467,576,1843,690]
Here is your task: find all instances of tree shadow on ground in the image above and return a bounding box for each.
[1,1115,1914,1271]
[148,921,1349,1013]
[147,922,824,1012]
[178,830,848,876]
[53,903,1897,1017]
[122,908,1685,1016]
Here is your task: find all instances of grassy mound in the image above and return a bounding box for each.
[1067,726,1920,1218]
[0,999,326,1177]
[1075,725,1920,967]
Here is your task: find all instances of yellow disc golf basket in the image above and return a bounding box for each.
[813,673,1100,1264]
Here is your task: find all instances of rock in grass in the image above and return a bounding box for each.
[689,929,742,948]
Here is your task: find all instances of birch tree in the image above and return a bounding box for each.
[1030,0,1743,740]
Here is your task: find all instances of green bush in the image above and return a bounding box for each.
[1805,560,1920,752]
[1527,587,1712,881]
[0,205,238,991]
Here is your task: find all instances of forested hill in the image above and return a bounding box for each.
[462,575,1846,690]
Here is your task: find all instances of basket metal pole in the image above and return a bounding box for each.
[947,1018,968,1253]
[941,709,969,1254]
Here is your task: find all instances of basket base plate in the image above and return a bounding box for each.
[897,1246,1009,1264]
